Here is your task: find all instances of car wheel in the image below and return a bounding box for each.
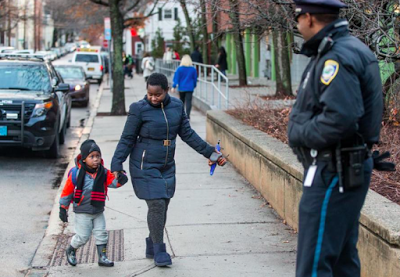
[46,125,60,159]
[59,118,67,145]
[97,78,102,85]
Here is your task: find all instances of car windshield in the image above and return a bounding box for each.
[55,66,85,80]
[0,64,51,93]
[75,54,99,63]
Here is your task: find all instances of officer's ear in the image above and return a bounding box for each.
[306,13,314,27]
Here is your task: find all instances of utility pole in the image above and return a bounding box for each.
[34,0,37,51]
[7,0,11,46]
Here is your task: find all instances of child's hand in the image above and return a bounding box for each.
[117,172,128,185]
[59,207,68,223]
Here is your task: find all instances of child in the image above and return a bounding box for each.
[59,139,128,267]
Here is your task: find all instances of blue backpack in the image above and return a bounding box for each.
[68,167,78,186]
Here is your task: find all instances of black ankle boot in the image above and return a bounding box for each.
[66,245,77,266]
[97,244,114,267]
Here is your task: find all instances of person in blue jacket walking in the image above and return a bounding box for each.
[171,55,197,119]
[111,73,226,267]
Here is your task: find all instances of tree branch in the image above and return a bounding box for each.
[90,0,110,7]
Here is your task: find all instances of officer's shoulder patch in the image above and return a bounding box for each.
[321,60,339,85]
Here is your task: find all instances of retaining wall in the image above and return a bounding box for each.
[206,110,400,277]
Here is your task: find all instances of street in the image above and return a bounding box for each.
[0,53,100,276]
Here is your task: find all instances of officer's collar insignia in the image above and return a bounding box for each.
[321,60,339,85]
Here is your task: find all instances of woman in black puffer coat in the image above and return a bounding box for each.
[111,73,225,267]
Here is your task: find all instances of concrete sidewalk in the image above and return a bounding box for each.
[34,75,296,277]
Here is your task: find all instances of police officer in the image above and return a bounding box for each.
[288,0,384,276]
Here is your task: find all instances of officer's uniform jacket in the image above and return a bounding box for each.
[288,19,383,152]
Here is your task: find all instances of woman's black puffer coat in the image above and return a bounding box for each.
[111,94,214,200]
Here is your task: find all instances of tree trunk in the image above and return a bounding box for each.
[52,28,58,48]
[110,0,126,115]
[211,0,220,63]
[180,0,195,53]
[228,0,247,86]
[272,29,293,96]
[200,0,209,64]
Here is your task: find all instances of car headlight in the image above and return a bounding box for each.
[75,85,82,91]
[33,101,53,117]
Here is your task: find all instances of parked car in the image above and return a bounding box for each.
[0,56,72,158]
[72,48,103,84]
[50,48,61,59]
[0,47,14,54]
[13,49,35,55]
[100,51,109,74]
[34,51,52,61]
[65,43,77,53]
[54,64,90,107]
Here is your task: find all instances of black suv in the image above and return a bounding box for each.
[0,56,72,158]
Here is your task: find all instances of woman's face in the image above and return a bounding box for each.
[147,85,168,106]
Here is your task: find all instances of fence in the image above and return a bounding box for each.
[155,59,230,110]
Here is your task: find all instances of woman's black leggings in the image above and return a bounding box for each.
[145,199,170,244]
[179,91,193,119]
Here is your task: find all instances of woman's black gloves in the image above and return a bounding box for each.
[117,172,129,185]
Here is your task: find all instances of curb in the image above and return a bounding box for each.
[30,79,106,270]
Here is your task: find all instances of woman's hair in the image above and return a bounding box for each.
[147,73,169,90]
[143,52,151,58]
[180,55,193,67]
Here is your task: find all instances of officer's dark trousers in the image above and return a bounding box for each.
[296,158,373,277]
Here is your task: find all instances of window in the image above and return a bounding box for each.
[0,65,51,93]
[75,54,99,63]
[164,9,172,19]
[55,66,85,80]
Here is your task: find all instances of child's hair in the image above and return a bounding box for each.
[146,73,169,90]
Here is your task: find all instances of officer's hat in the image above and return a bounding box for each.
[294,0,347,20]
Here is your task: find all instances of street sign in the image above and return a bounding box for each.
[103,40,108,48]
[104,17,111,40]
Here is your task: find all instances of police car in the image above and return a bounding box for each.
[72,47,104,84]
[0,55,72,158]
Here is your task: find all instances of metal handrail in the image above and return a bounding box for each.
[155,59,229,110]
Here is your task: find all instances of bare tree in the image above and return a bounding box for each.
[227,0,247,86]
[90,0,159,115]
[180,0,196,52]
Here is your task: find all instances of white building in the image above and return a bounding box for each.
[141,0,198,53]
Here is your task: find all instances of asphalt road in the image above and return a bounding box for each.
[0,53,100,276]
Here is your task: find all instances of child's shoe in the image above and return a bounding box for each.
[146,237,154,258]
[66,245,77,266]
[97,244,114,267]
[153,243,172,267]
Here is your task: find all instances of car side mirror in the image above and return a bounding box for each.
[51,77,59,87]
[56,83,70,93]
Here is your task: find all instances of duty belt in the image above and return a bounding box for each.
[138,137,175,147]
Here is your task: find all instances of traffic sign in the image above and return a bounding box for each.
[103,40,108,48]
[104,17,111,40]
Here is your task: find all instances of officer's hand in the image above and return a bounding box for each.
[59,207,68,223]
[372,151,396,171]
